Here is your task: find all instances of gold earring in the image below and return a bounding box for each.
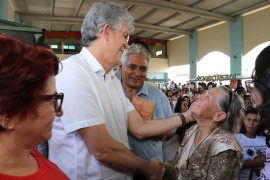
[3,116,12,130]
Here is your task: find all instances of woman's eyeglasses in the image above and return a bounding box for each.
[266,130,270,147]
[225,89,233,113]
[40,92,64,112]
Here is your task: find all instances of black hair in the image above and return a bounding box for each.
[252,45,270,147]
[245,107,259,116]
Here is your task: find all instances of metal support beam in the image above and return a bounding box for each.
[51,0,55,16]
[154,12,180,26]
[113,0,233,21]
[19,14,191,35]
[137,8,158,22]
[135,22,190,35]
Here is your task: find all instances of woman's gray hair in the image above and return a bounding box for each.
[218,86,245,133]
[121,44,151,65]
[81,2,134,47]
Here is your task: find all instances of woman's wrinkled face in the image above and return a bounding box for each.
[189,87,224,119]
[14,76,63,147]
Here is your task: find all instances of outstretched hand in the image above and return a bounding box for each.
[182,109,195,123]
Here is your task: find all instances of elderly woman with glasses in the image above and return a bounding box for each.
[250,45,270,180]
[0,35,68,179]
[163,86,244,180]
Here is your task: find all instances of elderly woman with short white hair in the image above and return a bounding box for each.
[164,86,244,180]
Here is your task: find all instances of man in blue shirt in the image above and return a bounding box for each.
[119,43,176,170]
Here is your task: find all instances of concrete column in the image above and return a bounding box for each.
[189,32,198,81]
[164,72,168,87]
[0,0,8,20]
[230,16,243,75]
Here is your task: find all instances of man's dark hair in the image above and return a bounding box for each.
[245,107,258,116]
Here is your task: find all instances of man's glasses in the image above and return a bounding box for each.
[126,64,148,73]
[116,29,129,43]
[40,92,64,112]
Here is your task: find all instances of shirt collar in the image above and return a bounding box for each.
[139,82,149,96]
[121,79,148,98]
[80,47,115,79]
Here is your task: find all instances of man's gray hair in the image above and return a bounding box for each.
[121,44,151,65]
[81,2,134,47]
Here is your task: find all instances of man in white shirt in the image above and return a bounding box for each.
[48,2,192,180]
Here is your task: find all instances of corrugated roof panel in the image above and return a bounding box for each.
[173,0,199,6]
[142,10,176,24]
[214,0,267,15]
[193,0,232,11]
[178,17,213,30]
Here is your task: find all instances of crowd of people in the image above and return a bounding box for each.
[0,1,270,180]
[161,81,254,112]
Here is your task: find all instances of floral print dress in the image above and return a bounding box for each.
[164,124,243,180]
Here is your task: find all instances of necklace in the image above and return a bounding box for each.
[186,127,218,169]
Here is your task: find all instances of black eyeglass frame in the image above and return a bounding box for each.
[226,89,233,112]
[266,130,270,147]
[40,92,64,112]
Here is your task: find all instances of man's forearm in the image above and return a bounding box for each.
[94,139,163,178]
[132,111,193,139]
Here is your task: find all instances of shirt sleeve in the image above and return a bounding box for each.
[207,150,242,180]
[57,59,105,133]
[126,96,135,112]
